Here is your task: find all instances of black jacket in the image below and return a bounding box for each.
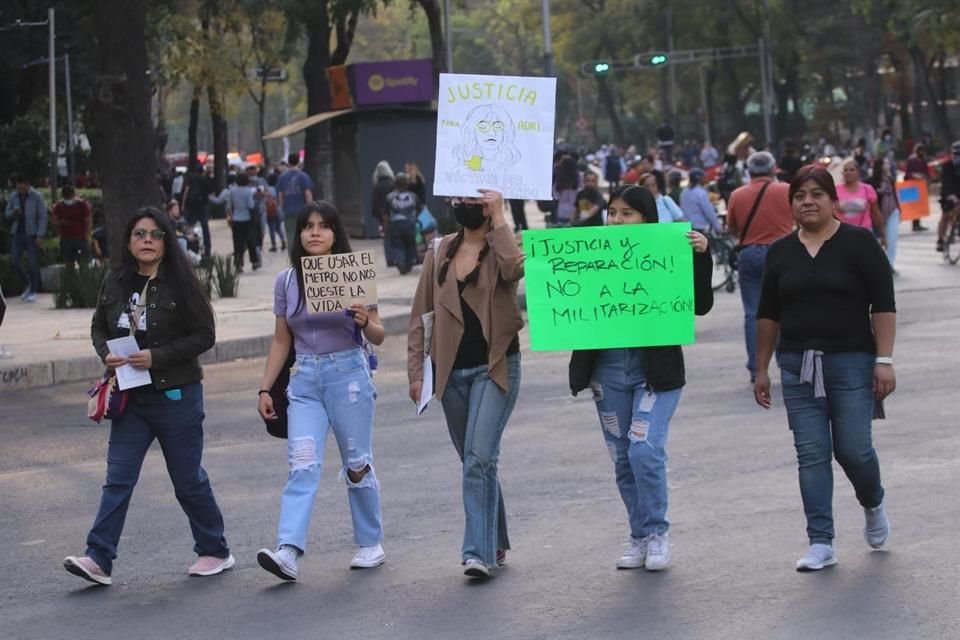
[568,247,714,394]
[91,264,215,390]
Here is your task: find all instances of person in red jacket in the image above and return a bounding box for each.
[51,185,92,266]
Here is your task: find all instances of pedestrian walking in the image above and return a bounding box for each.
[3,174,48,302]
[385,173,421,274]
[904,144,930,233]
[726,151,794,383]
[277,152,315,241]
[225,173,261,271]
[640,171,684,223]
[573,171,607,226]
[754,165,895,572]
[508,198,529,231]
[256,202,386,581]
[869,157,901,269]
[567,185,713,572]
[264,173,286,252]
[838,158,885,247]
[680,169,723,234]
[181,165,213,257]
[64,207,233,586]
[407,189,524,579]
[371,160,396,261]
[604,146,625,193]
[935,141,960,253]
[51,185,92,266]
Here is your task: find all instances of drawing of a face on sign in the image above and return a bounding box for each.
[453,104,521,174]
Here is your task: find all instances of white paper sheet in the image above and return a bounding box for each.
[107,336,152,391]
[417,355,434,416]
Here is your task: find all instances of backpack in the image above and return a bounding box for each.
[265,192,279,218]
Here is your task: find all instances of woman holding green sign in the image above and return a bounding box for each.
[407,188,525,579]
[568,185,714,572]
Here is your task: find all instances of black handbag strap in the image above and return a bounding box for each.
[737,180,772,246]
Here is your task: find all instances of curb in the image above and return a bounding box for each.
[0,293,528,392]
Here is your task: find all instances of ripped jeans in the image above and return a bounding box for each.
[591,349,682,540]
[276,349,383,552]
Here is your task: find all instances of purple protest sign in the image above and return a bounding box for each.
[351,59,434,106]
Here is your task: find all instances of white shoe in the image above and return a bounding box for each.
[796,543,838,572]
[463,558,490,579]
[257,545,299,581]
[616,537,648,570]
[0,346,13,359]
[643,533,671,571]
[864,503,890,549]
[22,291,37,303]
[350,543,385,569]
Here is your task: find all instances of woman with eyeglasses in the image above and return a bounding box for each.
[256,202,386,581]
[65,208,232,586]
[407,189,524,579]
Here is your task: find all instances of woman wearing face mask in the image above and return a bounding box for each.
[568,185,713,572]
[65,208,232,586]
[256,202,386,581]
[407,189,524,579]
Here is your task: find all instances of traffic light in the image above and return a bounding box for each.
[649,53,668,66]
[593,61,611,76]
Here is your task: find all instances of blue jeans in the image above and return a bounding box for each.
[278,349,383,552]
[885,209,899,267]
[267,214,286,248]
[737,244,768,378]
[440,354,520,566]
[10,234,40,294]
[388,216,417,274]
[779,351,885,545]
[85,383,229,575]
[590,349,683,539]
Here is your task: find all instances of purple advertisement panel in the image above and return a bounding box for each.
[351,59,434,106]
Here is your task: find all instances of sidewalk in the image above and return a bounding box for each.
[1,206,540,392]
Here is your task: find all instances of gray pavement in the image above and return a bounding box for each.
[0,215,958,639]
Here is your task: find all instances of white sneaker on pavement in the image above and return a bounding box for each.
[463,558,490,579]
[350,543,385,569]
[257,545,299,581]
[864,502,890,549]
[616,537,648,570]
[23,291,37,303]
[796,543,838,572]
[643,534,671,571]
[0,346,13,359]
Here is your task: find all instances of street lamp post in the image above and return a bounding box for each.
[47,8,57,201]
[541,0,554,77]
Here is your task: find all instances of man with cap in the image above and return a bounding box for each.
[726,151,793,383]
[938,141,960,252]
[679,168,723,234]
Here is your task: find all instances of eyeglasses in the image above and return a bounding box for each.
[132,228,165,240]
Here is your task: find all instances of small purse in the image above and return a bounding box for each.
[87,373,129,423]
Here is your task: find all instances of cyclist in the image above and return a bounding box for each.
[936,141,960,253]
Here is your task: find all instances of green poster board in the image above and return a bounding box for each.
[522,223,695,351]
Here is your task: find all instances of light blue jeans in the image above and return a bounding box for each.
[885,209,900,268]
[277,349,383,552]
[737,244,769,379]
[591,349,683,539]
[440,354,521,566]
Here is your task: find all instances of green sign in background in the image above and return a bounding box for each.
[522,223,695,351]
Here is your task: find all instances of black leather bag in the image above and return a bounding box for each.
[265,347,296,439]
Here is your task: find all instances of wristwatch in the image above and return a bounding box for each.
[875,356,893,365]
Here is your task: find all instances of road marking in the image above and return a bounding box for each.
[20,539,44,546]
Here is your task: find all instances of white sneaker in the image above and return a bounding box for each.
[20,289,32,302]
[22,291,37,303]
[616,537,648,570]
[257,545,299,581]
[864,503,890,549]
[350,543,385,569]
[796,543,838,572]
[643,534,671,571]
[463,558,490,579]
[0,346,13,359]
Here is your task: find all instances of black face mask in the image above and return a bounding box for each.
[452,204,487,230]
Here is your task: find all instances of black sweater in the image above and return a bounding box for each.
[568,247,714,394]
[757,224,895,354]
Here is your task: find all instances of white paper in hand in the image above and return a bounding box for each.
[417,355,434,415]
[106,336,152,391]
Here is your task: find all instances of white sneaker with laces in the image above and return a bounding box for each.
[257,545,299,581]
[796,543,837,572]
[864,503,890,549]
[616,537,648,570]
[643,533,671,571]
[350,543,385,569]
[463,558,490,578]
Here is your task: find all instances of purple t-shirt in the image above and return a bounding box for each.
[273,269,370,355]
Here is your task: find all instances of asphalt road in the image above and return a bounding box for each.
[2,238,959,640]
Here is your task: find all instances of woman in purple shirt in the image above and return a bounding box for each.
[256,202,386,581]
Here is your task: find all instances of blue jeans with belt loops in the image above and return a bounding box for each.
[440,354,521,567]
[277,349,383,552]
[590,349,683,540]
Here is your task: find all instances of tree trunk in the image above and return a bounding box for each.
[302,4,334,201]
[188,85,201,168]
[596,77,624,144]
[155,84,169,167]
[208,85,227,193]
[416,0,446,95]
[85,0,157,268]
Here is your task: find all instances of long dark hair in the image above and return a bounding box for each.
[870,157,887,188]
[436,226,490,287]
[289,201,352,314]
[608,185,659,224]
[120,207,213,313]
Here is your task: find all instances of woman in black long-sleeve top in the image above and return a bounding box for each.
[754,165,896,572]
[568,185,713,572]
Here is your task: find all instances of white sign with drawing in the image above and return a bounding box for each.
[433,73,557,201]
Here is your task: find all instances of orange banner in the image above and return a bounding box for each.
[896,179,930,221]
[327,65,353,110]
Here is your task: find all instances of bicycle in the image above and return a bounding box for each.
[708,231,738,293]
[944,212,960,265]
